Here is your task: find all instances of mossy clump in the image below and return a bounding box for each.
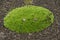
[4,5,54,33]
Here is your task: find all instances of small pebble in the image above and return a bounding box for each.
[0,21,1,23]
[14,35,17,37]
[0,32,6,38]
[22,18,26,22]
[34,18,38,21]
[29,33,32,36]
[33,18,38,22]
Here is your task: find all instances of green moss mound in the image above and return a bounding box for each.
[4,5,54,33]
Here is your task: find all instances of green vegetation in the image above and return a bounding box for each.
[4,5,54,33]
[24,0,33,5]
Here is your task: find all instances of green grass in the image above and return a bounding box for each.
[4,5,54,33]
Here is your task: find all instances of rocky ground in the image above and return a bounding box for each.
[0,0,60,40]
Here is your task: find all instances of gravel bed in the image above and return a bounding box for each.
[0,0,59,40]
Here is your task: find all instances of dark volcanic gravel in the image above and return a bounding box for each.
[0,0,59,40]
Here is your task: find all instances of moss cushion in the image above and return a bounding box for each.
[4,5,54,33]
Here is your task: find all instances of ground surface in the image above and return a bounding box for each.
[0,0,59,40]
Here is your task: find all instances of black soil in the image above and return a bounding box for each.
[0,0,59,40]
